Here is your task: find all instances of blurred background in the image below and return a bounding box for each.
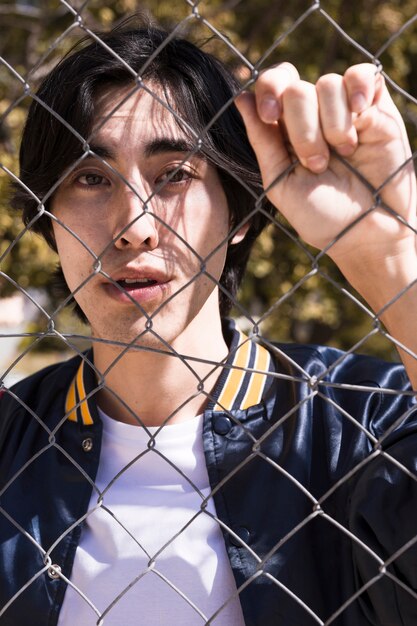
[1,0,417,383]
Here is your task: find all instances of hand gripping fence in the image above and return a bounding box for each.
[1,1,417,625]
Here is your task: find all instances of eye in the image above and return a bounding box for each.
[156,167,193,187]
[76,172,111,187]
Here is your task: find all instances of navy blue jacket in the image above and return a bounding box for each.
[1,321,417,625]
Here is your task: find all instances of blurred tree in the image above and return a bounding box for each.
[0,0,416,358]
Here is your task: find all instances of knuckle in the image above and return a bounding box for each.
[316,73,342,93]
[277,62,300,80]
[284,80,314,100]
[345,62,374,76]
[256,68,280,94]
[256,62,299,94]
[344,63,375,86]
[256,67,276,85]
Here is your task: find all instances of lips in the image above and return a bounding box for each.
[103,268,169,304]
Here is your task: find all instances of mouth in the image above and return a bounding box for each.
[103,273,169,305]
[116,278,159,291]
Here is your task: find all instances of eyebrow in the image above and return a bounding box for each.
[88,137,200,161]
[144,138,198,158]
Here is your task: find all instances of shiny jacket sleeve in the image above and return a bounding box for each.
[349,424,417,625]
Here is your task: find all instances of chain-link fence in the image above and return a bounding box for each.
[1,1,417,625]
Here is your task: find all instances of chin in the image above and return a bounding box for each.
[90,316,181,353]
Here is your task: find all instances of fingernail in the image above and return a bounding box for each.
[305,155,328,173]
[259,96,280,123]
[351,92,367,113]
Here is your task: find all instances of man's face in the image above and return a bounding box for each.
[51,84,240,349]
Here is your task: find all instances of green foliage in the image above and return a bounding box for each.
[0,0,416,358]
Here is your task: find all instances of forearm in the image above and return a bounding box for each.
[337,244,417,390]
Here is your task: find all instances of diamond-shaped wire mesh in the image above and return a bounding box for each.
[1,1,417,625]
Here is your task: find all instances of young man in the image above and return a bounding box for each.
[1,21,417,626]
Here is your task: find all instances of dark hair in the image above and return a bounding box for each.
[11,20,272,319]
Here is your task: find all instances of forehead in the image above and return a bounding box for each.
[92,83,191,148]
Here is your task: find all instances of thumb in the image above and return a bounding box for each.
[235,91,291,194]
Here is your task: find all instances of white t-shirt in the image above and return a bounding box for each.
[58,410,246,625]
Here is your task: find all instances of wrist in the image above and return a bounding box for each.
[333,240,417,313]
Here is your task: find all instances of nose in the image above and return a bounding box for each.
[113,187,159,251]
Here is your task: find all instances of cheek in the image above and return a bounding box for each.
[191,187,230,242]
[57,248,82,292]
[53,227,93,293]
[53,214,107,260]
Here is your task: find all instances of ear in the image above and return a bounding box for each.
[230,221,250,245]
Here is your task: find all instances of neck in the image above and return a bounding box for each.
[93,311,228,427]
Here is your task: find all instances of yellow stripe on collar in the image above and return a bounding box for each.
[241,341,271,410]
[76,361,94,426]
[214,330,251,412]
[214,330,272,412]
[65,377,78,422]
[65,331,272,422]
[65,360,94,426]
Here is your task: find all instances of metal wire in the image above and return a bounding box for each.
[1,1,417,624]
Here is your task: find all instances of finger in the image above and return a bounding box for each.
[253,63,300,124]
[343,63,384,113]
[316,73,358,157]
[353,78,407,146]
[235,91,291,190]
[281,80,330,173]
[345,65,402,143]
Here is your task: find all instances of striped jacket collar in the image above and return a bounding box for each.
[208,319,275,412]
[65,319,276,426]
